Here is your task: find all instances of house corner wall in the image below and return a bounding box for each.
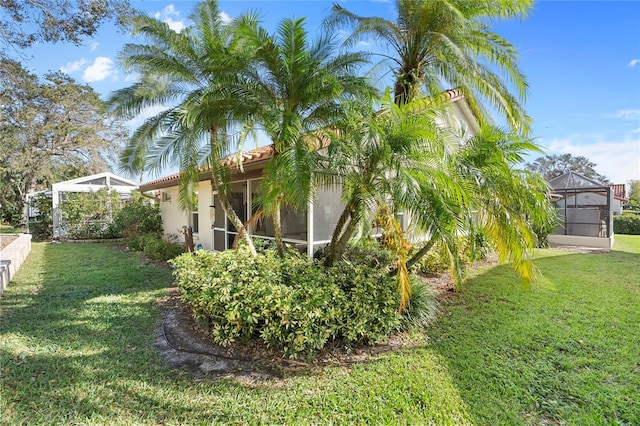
[158,186,188,243]
[156,181,214,251]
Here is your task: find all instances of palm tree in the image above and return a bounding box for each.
[320,92,467,310]
[322,0,555,304]
[321,92,554,310]
[325,0,532,133]
[321,91,452,265]
[234,17,376,257]
[438,126,556,286]
[107,0,257,254]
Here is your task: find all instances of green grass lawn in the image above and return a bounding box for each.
[1,237,638,424]
[0,225,24,234]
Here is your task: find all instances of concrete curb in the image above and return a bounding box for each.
[0,234,32,297]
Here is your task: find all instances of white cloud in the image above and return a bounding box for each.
[335,29,375,49]
[628,59,640,67]
[164,17,185,32]
[124,72,140,83]
[60,59,88,74]
[540,132,640,184]
[356,39,375,48]
[153,4,185,32]
[219,11,232,24]
[82,56,116,83]
[609,109,640,120]
[90,41,99,51]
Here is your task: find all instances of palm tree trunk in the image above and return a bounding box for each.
[273,200,285,257]
[397,237,437,275]
[394,73,417,106]
[323,199,357,266]
[209,129,256,256]
[394,80,409,106]
[331,215,358,263]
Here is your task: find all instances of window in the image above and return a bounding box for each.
[192,211,199,234]
[161,192,171,202]
[192,192,199,234]
[250,179,274,237]
[282,207,307,241]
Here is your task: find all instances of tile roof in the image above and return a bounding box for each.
[609,183,628,201]
[140,144,275,190]
[220,144,276,168]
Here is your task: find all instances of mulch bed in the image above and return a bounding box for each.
[155,287,424,383]
[154,249,602,382]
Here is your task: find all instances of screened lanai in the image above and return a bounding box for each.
[547,171,614,249]
[142,173,345,258]
[26,172,139,238]
[209,179,345,256]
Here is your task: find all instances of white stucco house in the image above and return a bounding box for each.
[139,89,480,256]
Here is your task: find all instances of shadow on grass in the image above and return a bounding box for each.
[0,242,257,423]
[4,242,637,423]
[0,242,474,423]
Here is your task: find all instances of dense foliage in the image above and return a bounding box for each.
[173,246,403,357]
[0,58,128,224]
[0,0,130,51]
[128,233,184,262]
[0,174,22,226]
[625,180,640,212]
[614,213,640,235]
[27,193,52,240]
[61,188,123,239]
[525,153,609,183]
[113,193,183,261]
[409,234,492,276]
[112,193,163,238]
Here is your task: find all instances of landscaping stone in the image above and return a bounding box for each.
[0,234,32,296]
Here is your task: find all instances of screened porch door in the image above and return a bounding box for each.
[211,192,226,252]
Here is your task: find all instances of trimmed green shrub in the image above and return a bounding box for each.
[409,241,451,275]
[409,233,493,275]
[28,193,53,241]
[339,239,394,268]
[29,220,52,241]
[131,233,183,262]
[173,247,401,357]
[112,193,163,238]
[614,213,640,235]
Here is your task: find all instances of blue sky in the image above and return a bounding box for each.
[22,0,640,185]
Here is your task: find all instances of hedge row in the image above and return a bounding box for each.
[172,246,401,357]
[614,214,640,235]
